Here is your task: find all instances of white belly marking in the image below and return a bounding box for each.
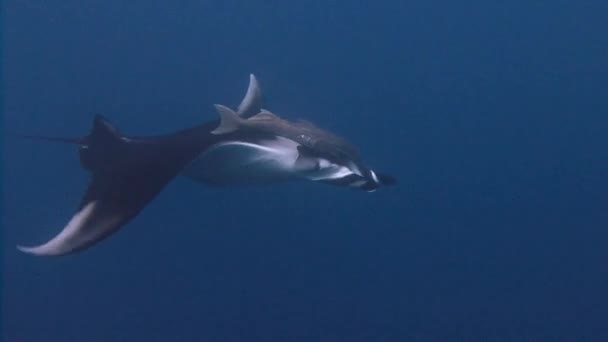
[182,137,301,185]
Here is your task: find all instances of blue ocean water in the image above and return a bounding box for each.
[3,0,608,341]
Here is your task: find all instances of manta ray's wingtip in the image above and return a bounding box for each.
[237,74,263,118]
[16,244,55,256]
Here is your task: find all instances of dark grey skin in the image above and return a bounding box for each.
[17,75,395,257]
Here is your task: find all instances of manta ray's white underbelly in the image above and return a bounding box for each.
[182,136,354,185]
[180,137,316,185]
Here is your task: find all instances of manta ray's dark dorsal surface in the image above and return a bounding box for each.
[18,75,396,256]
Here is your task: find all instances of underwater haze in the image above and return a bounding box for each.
[3,0,608,341]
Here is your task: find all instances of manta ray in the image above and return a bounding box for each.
[17,75,396,256]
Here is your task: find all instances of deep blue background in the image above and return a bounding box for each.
[3,0,608,340]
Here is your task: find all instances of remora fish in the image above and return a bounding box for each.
[17,75,396,256]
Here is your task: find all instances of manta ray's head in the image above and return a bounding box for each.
[350,167,396,192]
[293,141,396,192]
[333,161,397,192]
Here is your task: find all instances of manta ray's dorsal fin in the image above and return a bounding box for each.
[237,74,263,118]
[250,109,279,121]
[212,104,242,135]
[260,109,276,116]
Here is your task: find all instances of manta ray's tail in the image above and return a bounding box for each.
[17,115,191,256]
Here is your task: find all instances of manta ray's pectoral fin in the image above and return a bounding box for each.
[18,116,189,256]
[237,74,263,118]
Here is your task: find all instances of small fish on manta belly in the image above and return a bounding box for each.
[16,74,397,257]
